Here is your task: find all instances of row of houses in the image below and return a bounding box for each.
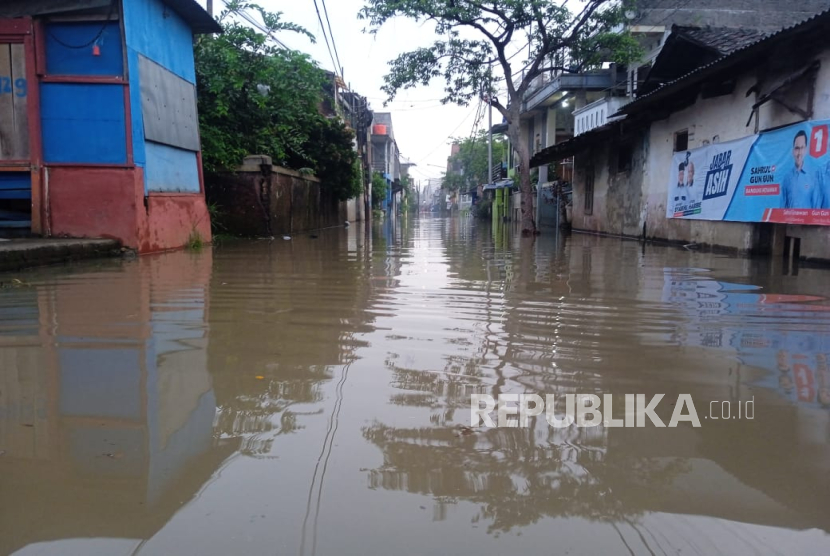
[0,0,220,252]
[370,111,413,215]
[0,0,401,252]
[502,0,830,262]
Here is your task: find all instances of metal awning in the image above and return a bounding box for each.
[489,122,508,135]
[483,179,514,190]
[529,124,615,167]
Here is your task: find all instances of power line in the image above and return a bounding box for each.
[414,103,480,166]
[468,97,484,141]
[320,0,344,76]
[220,0,292,50]
[311,0,340,76]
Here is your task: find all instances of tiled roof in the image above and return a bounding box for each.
[675,26,769,55]
[621,9,830,114]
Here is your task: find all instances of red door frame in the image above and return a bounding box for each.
[0,17,44,234]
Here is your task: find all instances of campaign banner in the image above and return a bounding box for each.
[666,119,830,225]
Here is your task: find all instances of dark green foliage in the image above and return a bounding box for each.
[371,172,389,208]
[294,117,361,202]
[444,131,506,191]
[196,1,361,200]
[474,198,492,220]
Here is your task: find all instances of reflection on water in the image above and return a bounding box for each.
[0,251,228,556]
[1,218,830,555]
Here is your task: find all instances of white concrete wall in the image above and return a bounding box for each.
[511,191,522,222]
[568,37,830,259]
[533,113,545,154]
[760,50,830,260]
[546,107,557,147]
[643,73,758,250]
[573,148,611,234]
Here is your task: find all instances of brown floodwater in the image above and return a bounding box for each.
[1,217,830,555]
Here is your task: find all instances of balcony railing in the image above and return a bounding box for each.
[573,96,631,136]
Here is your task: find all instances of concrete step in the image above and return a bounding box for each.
[0,238,122,273]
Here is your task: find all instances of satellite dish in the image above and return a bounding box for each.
[624,9,637,20]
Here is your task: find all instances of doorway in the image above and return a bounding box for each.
[0,40,31,233]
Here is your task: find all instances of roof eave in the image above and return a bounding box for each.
[621,9,830,117]
[164,0,223,35]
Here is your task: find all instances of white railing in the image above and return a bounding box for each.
[573,96,631,136]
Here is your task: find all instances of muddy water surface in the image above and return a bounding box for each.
[2,218,830,555]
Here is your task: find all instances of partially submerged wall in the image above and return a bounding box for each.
[205,158,361,237]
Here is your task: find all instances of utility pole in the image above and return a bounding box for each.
[207,0,213,17]
[487,94,493,187]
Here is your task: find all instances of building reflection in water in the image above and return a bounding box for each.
[361,225,830,549]
[0,250,234,556]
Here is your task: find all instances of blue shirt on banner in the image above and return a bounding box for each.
[822,160,830,208]
[781,161,824,209]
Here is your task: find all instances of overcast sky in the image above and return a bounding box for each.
[196,0,502,184]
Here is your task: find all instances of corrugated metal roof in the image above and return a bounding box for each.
[529,122,617,167]
[164,0,222,34]
[621,9,830,115]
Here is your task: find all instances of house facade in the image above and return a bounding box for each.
[533,9,830,262]
[370,112,401,212]
[0,0,219,251]
[512,0,830,230]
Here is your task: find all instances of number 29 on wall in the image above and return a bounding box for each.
[0,77,27,97]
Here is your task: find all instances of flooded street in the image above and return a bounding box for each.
[2,217,830,555]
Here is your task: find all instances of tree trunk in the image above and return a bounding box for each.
[507,113,537,236]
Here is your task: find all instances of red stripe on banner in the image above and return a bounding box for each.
[745,184,780,196]
[763,209,830,225]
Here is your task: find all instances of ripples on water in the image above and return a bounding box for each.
[1,217,830,555]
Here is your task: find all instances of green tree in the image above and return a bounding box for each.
[371,172,389,208]
[299,117,361,202]
[441,171,467,193]
[359,0,639,235]
[447,131,506,190]
[196,1,360,201]
[196,2,322,171]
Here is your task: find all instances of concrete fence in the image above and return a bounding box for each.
[205,156,364,237]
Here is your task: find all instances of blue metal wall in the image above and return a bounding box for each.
[122,0,197,83]
[45,22,123,76]
[123,0,201,194]
[40,22,127,164]
[41,83,127,164]
[0,173,31,200]
[145,141,201,193]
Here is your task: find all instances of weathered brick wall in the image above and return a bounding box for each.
[205,165,349,237]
